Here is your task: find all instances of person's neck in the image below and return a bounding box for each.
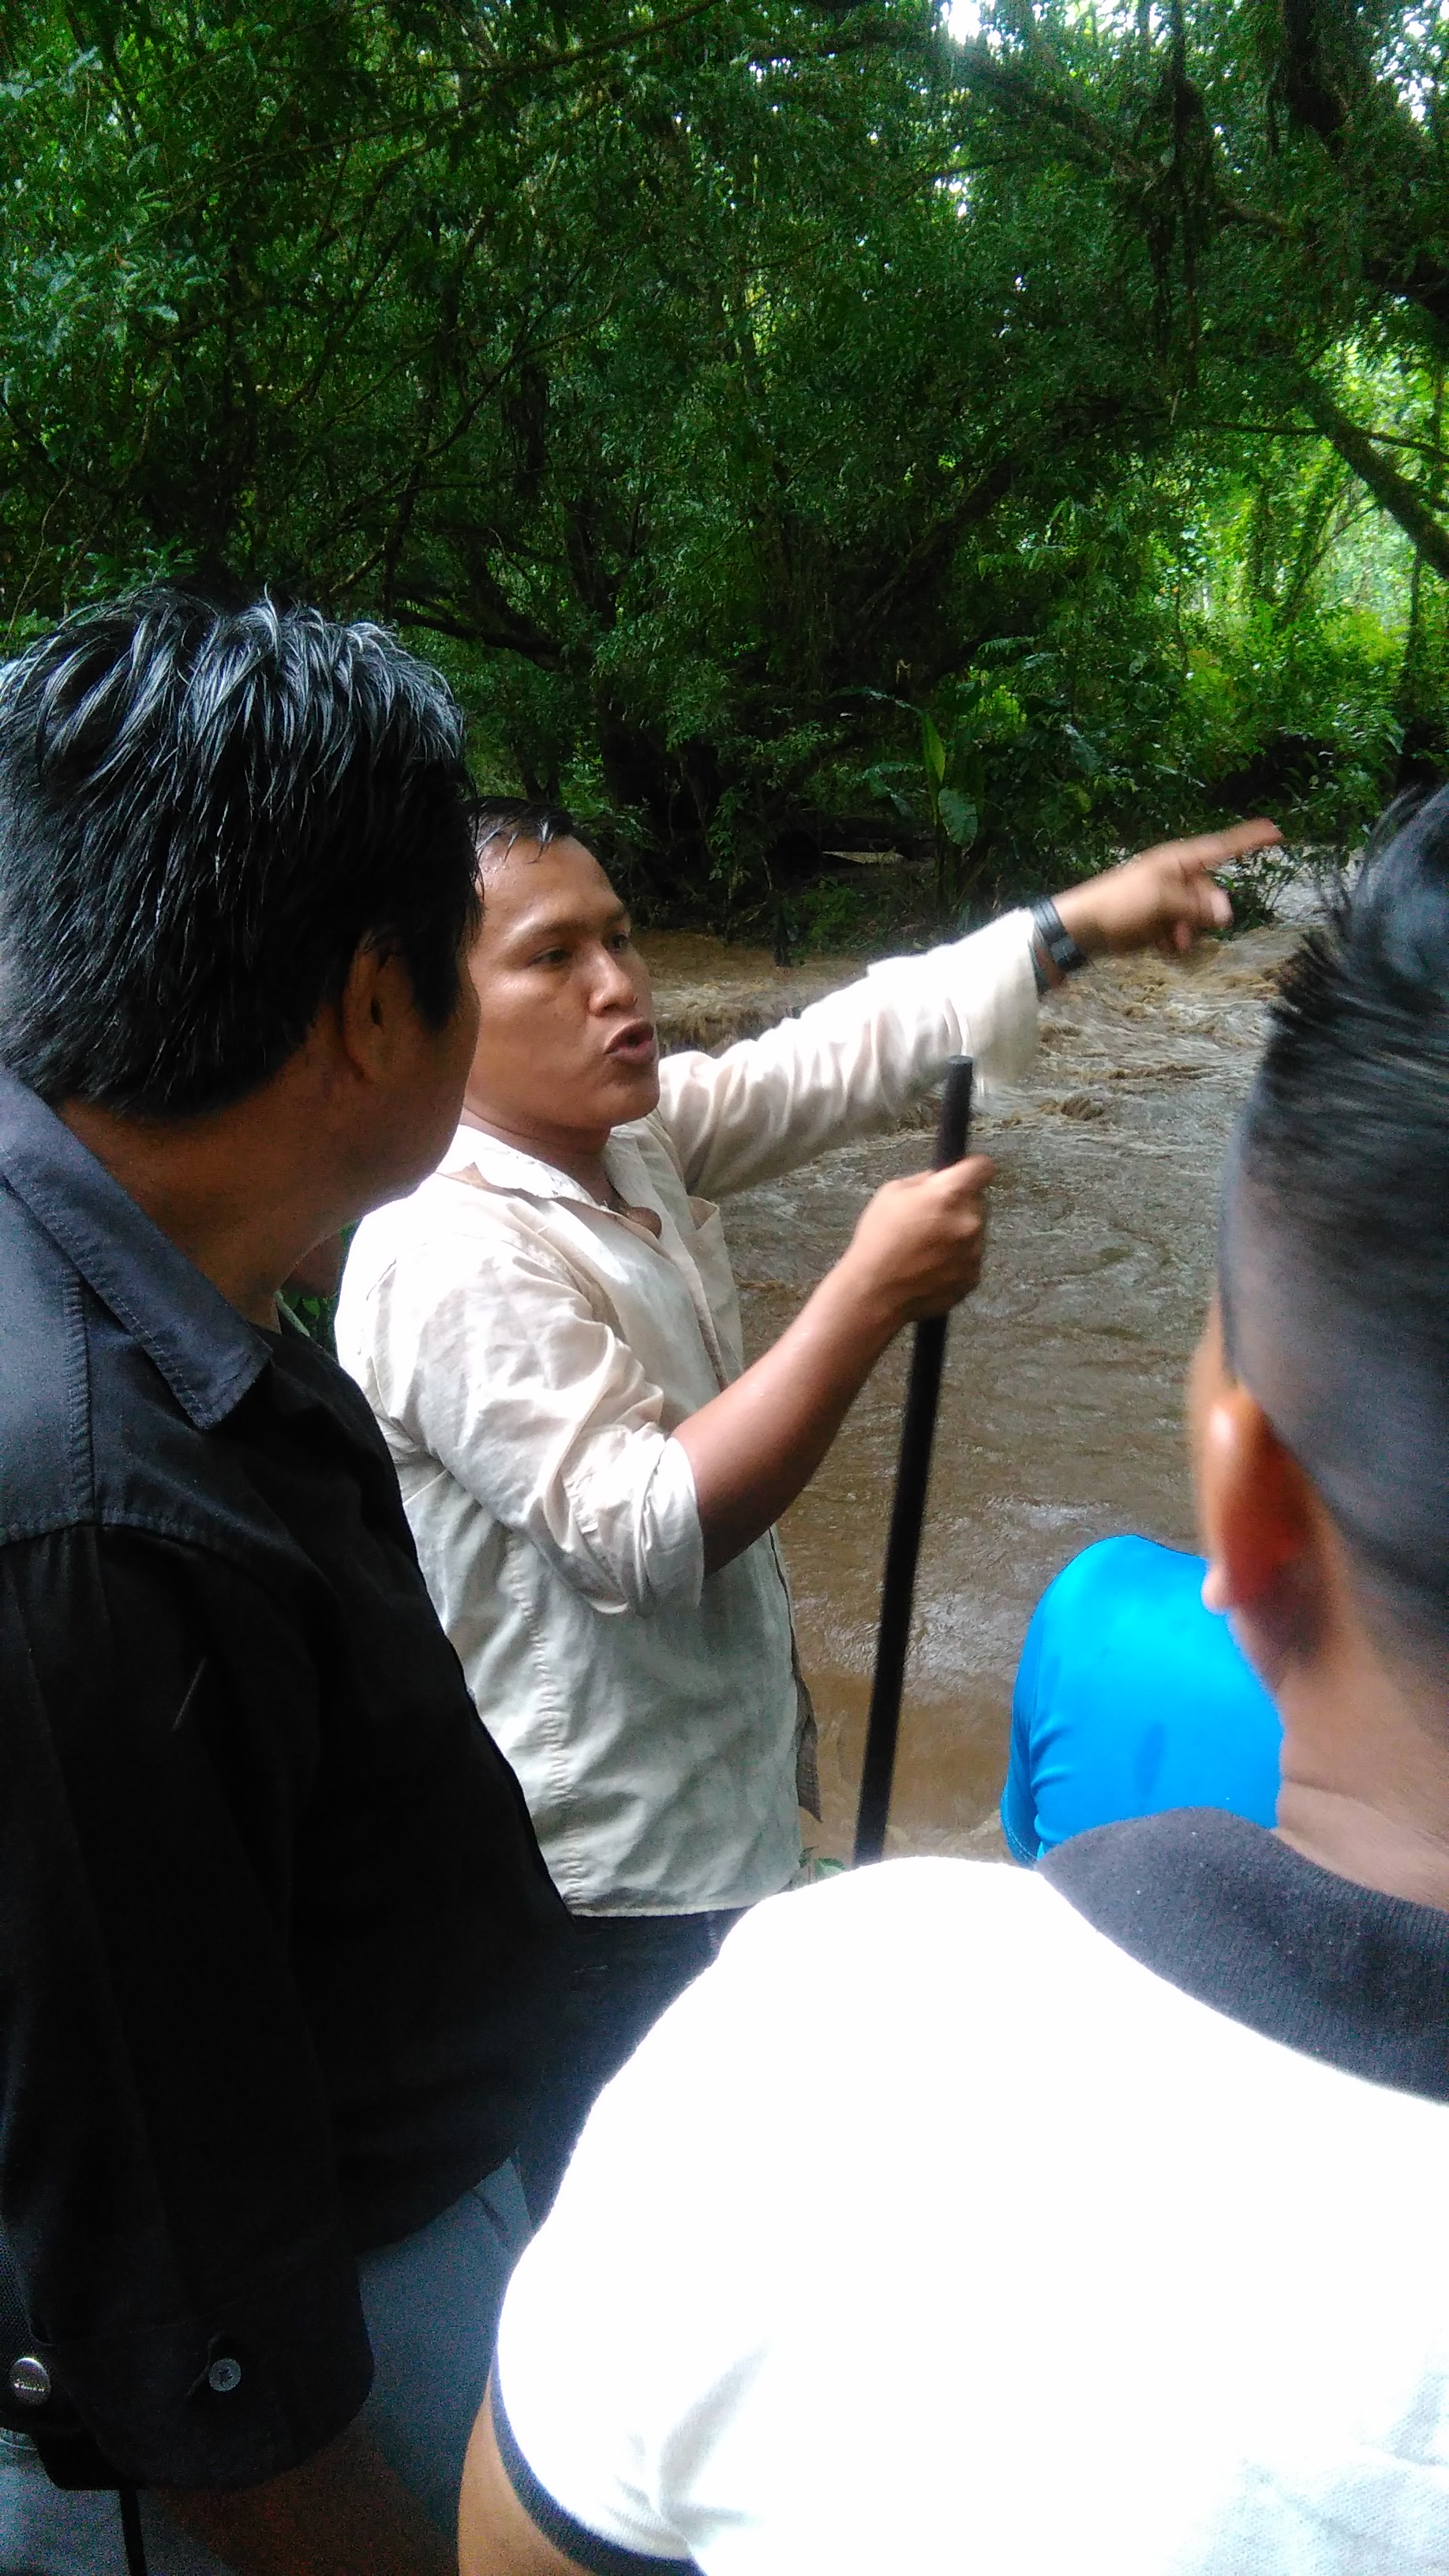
[459,1101,613,1203]
[59,1091,346,1330]
[1273,1628,1449,1913]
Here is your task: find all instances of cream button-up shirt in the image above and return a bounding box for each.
[335,911,1039,1915]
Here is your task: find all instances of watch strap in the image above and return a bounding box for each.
[1031,897,1088,984]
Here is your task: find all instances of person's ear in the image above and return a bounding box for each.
[1198,1383,1314,1616]
[335,942,417,1085]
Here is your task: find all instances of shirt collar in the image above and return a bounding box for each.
[0,1070,270,1430]
[1042,1807,1449,2103]
[439,1119,653,1209]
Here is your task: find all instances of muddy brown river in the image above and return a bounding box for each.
[642,924,1297,1866]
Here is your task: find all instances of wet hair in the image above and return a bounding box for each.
[1219,781,1449,1657]
[0,588,478,1116]
[472,798,594,873]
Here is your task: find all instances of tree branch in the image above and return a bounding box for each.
[1194,419,1449,466]
[461,0,733,97]
[1297,379,1449,578]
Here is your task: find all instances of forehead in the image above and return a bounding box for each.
[476,833,623,932]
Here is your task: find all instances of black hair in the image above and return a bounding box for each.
[1221,778,1449,1653]
[0,588,479,1116]
[472,798,594,870]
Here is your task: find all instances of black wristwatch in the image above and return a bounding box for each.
[1030,897,1089,994]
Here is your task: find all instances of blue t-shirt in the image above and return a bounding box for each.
[1001,1534,1282,1864]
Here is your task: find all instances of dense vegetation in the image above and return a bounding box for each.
[3,1,1448,942]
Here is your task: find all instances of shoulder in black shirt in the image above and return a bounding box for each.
[0,1071,570,2488]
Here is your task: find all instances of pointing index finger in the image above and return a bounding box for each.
[1145,817,1283,871]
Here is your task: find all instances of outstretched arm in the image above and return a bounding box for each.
[655,910,1033,1201]
[670,822,1284,1575]
[657,820,1281,1201]
[1049,820,1279,968]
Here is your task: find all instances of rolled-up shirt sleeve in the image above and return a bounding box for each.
[368,1230,706,1620]
[657,906,1039,1199]
[0,1524,373,2488]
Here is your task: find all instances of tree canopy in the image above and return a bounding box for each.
[3,1,1447,936]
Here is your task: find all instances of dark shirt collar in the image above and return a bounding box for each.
[0,1069,268,1430]
[1042,1806,1449,2104]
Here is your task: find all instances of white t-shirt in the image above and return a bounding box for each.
[494,1813,1449,2574]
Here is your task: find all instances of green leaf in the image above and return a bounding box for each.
[920,712,947,789]
[938,788,978,848]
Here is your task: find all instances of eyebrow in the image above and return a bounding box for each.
[512,901,631,945]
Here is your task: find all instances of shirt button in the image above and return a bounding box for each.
[206,2357,243,2395]
[9,2357,51,2407]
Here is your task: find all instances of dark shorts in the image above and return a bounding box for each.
[519,1908,743,2221]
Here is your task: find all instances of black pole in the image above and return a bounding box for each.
[118,2485,149,2576]
[852,1055,975,1866]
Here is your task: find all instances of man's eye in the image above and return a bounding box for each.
[532,947,571,968]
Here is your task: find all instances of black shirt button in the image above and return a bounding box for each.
[9,2356,51,2407]
[206,2357,242,2395]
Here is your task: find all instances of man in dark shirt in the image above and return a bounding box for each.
[0,590,570,2574]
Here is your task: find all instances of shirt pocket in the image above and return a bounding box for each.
[683,1196,745,1380]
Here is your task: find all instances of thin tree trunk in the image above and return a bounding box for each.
[1298,380,1449,580]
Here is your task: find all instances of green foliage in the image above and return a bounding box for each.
[1177,605,1405,839]
[773,866,927,958]
[279,1287,339,1355]
[1,1,1447,923]
[859,689,992,916]
[1212,844,1301,935]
